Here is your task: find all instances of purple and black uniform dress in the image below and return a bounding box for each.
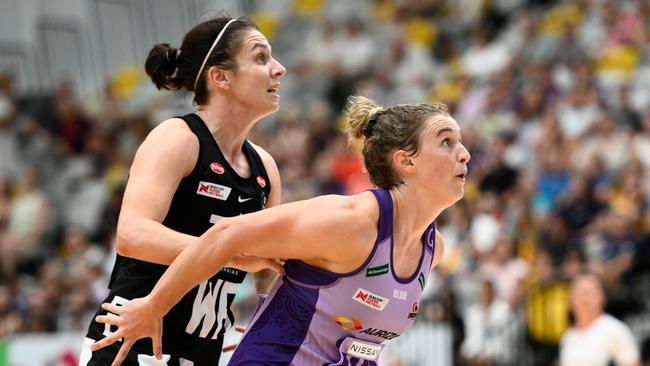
[229,188,436,365]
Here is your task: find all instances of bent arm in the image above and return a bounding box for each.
[147,194,376,318]
[114,119,199,264]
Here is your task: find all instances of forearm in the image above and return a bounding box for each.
[116,217,196,265]
[147,224,237,317]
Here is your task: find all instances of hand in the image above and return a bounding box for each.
[227,253,284,273]
[90,296,163,366]
[222,326,246,353]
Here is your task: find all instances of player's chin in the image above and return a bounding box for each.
[266,96,281,111]
[452,187,465,202]
[258,103,280,118]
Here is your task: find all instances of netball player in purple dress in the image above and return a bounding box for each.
[93,95,470,365]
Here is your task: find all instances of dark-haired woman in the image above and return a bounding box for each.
[92,95,471,365]
[80,16,285,365]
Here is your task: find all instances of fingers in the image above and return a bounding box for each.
[95,313,120,327]
[111,340,134,366]
[90,332,122,352]
[234,326,246,333]
[152,324,163,360]
[222,343,238,353]
[101,302,123,315]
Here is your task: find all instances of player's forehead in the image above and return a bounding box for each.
[423,115,461,136]
[241,30,271,51]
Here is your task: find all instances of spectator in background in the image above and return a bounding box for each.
[0,167,50,280]
[583,210,636,288]
[0,283,21,339]
[525,250,571,366]
[461,279,517,366]
[479,235,529,307]
[0,84,21,182]
[560,273,640,366]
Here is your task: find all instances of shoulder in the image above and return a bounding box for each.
[147,118,197,144]
[141,118,199,158]
[132,118,199,176]
[559,327,577,345]
[599,314,633,335]
[248,141,277,169]
[304,192,378,225]
[335,192,380,245]
[299,192,379,246]
[304,192,380,263]
[247,140,281,205]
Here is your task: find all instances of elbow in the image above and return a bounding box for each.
[115,220,136,257]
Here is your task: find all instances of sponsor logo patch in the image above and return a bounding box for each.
[408,302,419,319]
[393,289,407,300]
[333,316,363,331]
[358,327,400,340]
[366,264,389,277]
[210,162,224,174]
[347,340,381,360]
[353,288,389,311]
[196,181,232,201]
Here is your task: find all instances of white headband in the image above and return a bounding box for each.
[193,18,237,91]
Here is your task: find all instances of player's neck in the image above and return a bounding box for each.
[389,187,443,248]
[195,101,259,160]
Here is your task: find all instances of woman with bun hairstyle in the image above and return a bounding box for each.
[80,16,286,365]
[92,95,470,365]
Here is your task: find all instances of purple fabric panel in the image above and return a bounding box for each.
[228,280,319,365]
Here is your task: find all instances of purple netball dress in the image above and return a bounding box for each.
[229,189,436,365]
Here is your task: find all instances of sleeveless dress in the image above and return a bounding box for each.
[229,188,436,365]
[82,113,271,366]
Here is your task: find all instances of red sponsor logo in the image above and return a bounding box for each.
[353,288,389,311]
[196,181,232,201]
[356,291,368,302]
[210,162,224,174]
[257,176,266,188]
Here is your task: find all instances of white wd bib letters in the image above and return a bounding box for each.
[185,279,239,339]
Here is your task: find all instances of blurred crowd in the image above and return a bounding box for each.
[1,0,650,364]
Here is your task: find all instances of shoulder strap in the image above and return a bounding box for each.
[178,113,210,138]
[369,189,393,244]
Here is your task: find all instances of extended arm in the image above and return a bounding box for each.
[91,194,377,365]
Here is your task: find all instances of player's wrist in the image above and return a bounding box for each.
[145,294,170,319]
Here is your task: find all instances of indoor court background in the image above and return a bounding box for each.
[1,0,650,365]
